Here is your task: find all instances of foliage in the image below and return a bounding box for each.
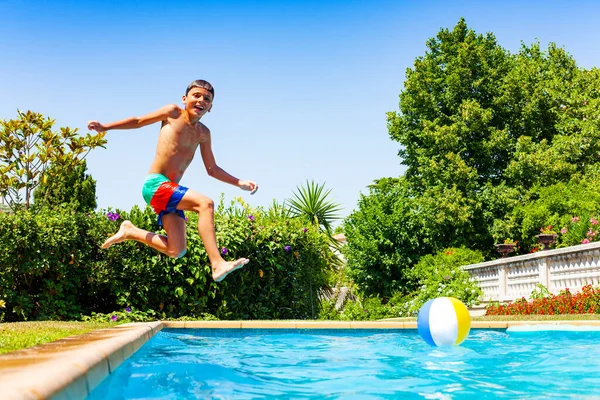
[287,180,342,234]
[81,307,157,323]
[343,177,430,298]
[556,213,600,246]
[344,18,600,299]
[0,205,105,321]
[503,174,600,252]
[0,197,332,322]
[33,160,97,212]
[0,110,106,211]
[402,247,484,315]
[318,296,400,321]
[286,180,344,270]
[486,284,600,315]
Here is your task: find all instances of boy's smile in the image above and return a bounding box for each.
[183,87,213,118]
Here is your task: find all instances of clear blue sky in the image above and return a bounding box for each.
[1,0,599,221]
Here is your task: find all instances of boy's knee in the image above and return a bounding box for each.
[194,197,214,213]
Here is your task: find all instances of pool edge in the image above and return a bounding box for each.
[0,321,163,400]
[2,319,600,399]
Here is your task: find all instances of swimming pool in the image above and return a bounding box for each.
[88,328,600,399]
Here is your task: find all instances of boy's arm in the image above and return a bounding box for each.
[200,130,259,194]
[87,104,181,132]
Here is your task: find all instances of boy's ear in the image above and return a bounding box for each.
[181,95,187,104]
[208,103,212,112]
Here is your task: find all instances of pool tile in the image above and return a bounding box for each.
[162,321,186,328]
[349,321,405,329]
[403,321,418,329]
[69,349,109,394]
[295,321,353,328]
[183,321,242,328]
[241,321,297,328]
[472,321,509,328]
[50,373,89,400]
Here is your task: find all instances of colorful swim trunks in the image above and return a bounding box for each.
[142,174,189,226]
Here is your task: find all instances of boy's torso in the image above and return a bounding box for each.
[148,114,210,183]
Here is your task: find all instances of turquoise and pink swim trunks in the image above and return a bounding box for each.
[142,174,189,226]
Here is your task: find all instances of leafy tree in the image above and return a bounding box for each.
[345,18,600,297]
[33,160,97,212]
[0,110,106,212]
[388,18,513,190]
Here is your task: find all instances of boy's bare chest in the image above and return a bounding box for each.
[160,124,206,151]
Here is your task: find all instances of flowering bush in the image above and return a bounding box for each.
[556,213,600,247]
[0,197,332,321]
[485,284,600,315]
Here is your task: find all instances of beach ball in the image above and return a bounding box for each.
[417,297,471,347]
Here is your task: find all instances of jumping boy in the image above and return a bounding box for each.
[87,79,258,282]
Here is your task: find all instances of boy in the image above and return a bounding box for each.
[87,79,258,282]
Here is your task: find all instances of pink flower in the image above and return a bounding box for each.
[560,227,567,234]
[591,218,599,226]
[587,229,597,238]
[581,238,590,244]
[572,216,580,223]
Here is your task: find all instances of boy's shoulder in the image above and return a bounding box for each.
[197,121,210,133]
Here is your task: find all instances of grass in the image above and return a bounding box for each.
[0,321,116,355]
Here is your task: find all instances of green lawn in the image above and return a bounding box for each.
[0,321,116,355]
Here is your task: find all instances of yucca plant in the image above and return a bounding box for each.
[287,180,342,233]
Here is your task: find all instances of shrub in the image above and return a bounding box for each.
[0,205,106,320]
[318,296,400,321]
[401,247,484,316]
[343,178,430,299]
[0,197,332,321]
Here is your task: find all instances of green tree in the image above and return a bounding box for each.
[388,18,513,190]
[33,160,97,212]
[345,18,600,297]
[0,110,106,212]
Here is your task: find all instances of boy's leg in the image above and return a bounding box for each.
[176,188,249,281]
[101,214,187,258]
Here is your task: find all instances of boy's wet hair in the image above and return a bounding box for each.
[186,80,215,98]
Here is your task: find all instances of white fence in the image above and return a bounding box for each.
[462,241,600,302]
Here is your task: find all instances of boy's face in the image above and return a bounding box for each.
[182,87,213,118]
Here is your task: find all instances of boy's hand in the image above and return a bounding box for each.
[239,180,259,194]
[87,120,108,132]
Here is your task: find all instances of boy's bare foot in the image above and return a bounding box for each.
[212,258,250,282]
[102,220,135,249]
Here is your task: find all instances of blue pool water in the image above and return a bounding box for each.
[88,328,600,399]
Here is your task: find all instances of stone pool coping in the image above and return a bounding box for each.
[2,319,600,399]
